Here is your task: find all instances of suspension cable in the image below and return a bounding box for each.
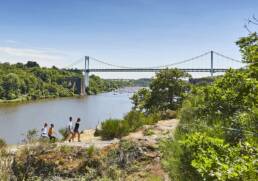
[213,51,243,63]
[64,57,85,69]
[90,51,211,69]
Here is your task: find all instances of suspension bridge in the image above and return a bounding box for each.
[66,50,243,95]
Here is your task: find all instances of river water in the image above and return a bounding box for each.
[0,87,138,144]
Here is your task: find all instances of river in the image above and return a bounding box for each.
[0,87,139,144]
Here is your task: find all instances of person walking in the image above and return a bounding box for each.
[66,116,73,142]
[48,124,57,141]
[72,118,81,142]
[41,123,48,138]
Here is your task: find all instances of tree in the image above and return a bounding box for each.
[236,33,258,78]
[1,73,21,99]
[131,88,151,112]
[202,69,258,120]
[146,68,191,112]
[25,61,40,68]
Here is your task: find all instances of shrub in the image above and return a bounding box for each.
[161,109,177,119]
[99,119,129,140]
[180,132,257,181]
[59,127,69,140]
[22,129,38,143]
[124,110,160,131]
[143,128,154,136]
[59,145,73,154]
[86,145,95,158]
[99,111,161,140]
[0,138,6,149]
[160,137,197,181]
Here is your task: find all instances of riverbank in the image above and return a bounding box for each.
[2,119,178,180]
[0,94,83,104]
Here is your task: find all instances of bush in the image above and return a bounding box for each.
[160,137,197,181]
[99,119,130,140]
[143,128,154,136]
[161,109,177,119]
[99,111,161,140]
[59,127,69,140]
[124,110,160,131]
[0,138,6,149]
[22,129,38,143]
[86,145,96,158]
[180,132,257,181]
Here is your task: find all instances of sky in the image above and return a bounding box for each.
[0,0,257,78]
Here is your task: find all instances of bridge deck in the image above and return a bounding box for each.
[85,68,229,73]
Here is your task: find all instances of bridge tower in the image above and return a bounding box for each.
[210,50,214,77]
[82,56,90,95]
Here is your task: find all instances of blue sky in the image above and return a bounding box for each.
[0,0,257,78]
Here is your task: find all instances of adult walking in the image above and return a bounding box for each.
[72,118,81,142]
[66,116,73,142]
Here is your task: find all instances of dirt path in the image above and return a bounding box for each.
[58,119,178,149]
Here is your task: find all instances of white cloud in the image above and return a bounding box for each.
[4,40,18,44]
[0,46,78,68]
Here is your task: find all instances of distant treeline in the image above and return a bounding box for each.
[87,77,151,94]
[0,61,151,102]
[0,61,83,102]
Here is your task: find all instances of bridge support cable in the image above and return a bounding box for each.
[213,51,242,63]
[89,51,211,69]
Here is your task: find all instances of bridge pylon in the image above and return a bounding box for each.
[82,56,90,95]
[210,50,214,77]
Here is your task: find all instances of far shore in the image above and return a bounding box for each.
[0,94,83,104]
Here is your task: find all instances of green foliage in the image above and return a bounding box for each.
[161,109,177,119]
[99,119,130,139]
[0,61,81,101]
[147,68,191,112]
[160,33,258,181]
[86,145,96,158]
[236,32,258,78]
[236,32,258,64]
[0,138,6,149]
[22,129,38,143]
[181,133,257,181]
[58,127,69,140]
[143,128,154,136]
[131,88,151,112]
[59,145,73,154]
[0,61,131,101]
[88,75,134,95]
[1,73,21,99]
[202,69,258,119]
[160,137,193,181]
[99,111,160,140]
[131,68,191,113]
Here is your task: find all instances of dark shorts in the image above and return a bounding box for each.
[49,135,56,140]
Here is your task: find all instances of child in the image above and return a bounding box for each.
[48,124,57,141]
[41,123,48,138]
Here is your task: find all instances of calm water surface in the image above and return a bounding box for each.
[0,87,139,144]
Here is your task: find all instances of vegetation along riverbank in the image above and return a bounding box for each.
[0,61,148,103]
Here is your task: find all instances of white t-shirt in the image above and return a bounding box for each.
[41,127,48,137]
[68,121,73,131]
